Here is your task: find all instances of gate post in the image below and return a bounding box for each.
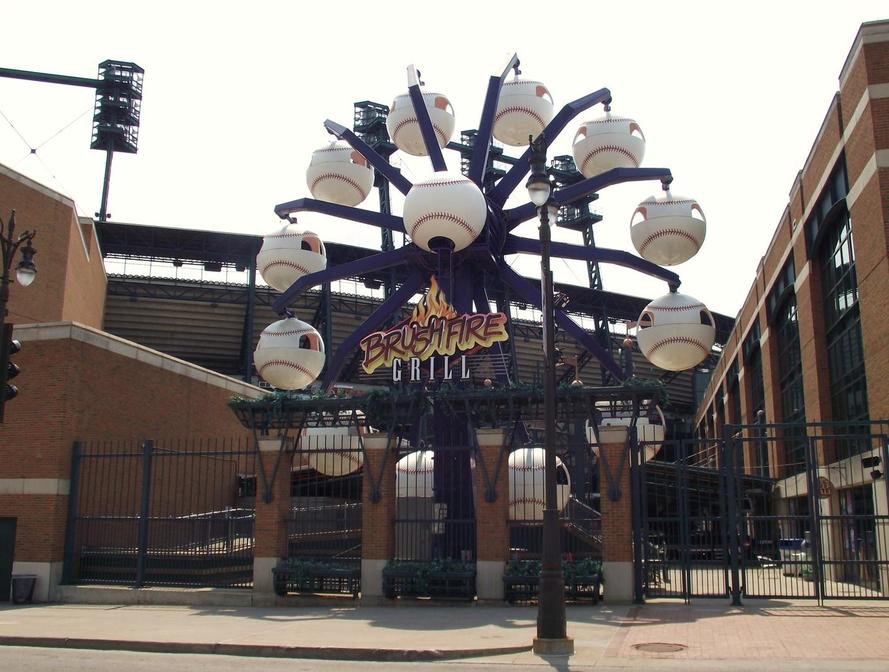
[253,438,292,600]
[600,426,634,601]
[360,433,396,603]
[135,440,154,588]
[61,441,82,585]
[630,432,645,604]
[722,427,742,605]
[473,428,509,601]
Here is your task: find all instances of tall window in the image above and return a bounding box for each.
[727,358,742,426]
[743,322,767,476]
[769,260,806,474]
[811,162,869,459]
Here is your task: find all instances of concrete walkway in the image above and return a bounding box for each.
[2,599,889,667]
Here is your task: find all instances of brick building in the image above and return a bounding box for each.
[694,20,889,592]
[0,166,262,601]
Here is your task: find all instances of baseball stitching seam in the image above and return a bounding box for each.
[638,228,701,255]
[260,260,312,277]
[409,211,475,239]
[646,336,709,357]
[391,117,448,147]
[647,303,706,312]
[262,329,316,338]
[494,105,546,130]
[640,199,696,206]
[258,360,317,379]
[311,172,367,199]
[264,233,313,239]
[581,145,639,174]
[412,179,469,189]
[583,117,633,124]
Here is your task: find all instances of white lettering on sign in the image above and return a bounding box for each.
[392,356,471,383]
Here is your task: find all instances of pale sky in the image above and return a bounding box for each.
[1,1,886,319]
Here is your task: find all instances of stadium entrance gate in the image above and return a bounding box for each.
[635,422,889,604]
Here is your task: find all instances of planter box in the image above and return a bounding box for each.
[382,568,476,600]
[504,574,602,605]
[273,564,361,598]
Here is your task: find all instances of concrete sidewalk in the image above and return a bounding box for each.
[1,599,889,666]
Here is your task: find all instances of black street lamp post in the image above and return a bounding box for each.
[0,209,37,422]
[527,136,572,654]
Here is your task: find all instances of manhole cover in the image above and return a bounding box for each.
[633,642,687,653]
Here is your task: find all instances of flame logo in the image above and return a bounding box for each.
[410,276,457,325]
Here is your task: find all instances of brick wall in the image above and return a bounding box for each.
[0,323,261,565]
[694,23,889,449]
[0,167,105,329]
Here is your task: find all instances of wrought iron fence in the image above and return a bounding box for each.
[635,422,889,604]
[286,431,363,570]
[63,438,256,588]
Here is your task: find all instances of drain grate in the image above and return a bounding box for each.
[633,642,687,653]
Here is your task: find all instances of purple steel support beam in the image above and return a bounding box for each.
[504,235,680,288]
[406,66,448,172]
[271,245,418,314]
[472,276,511,385]
[323,120,413,196]
[467,53,519,187]
[452,263,473,314]
[320,270,428,390]
[498,262,624,380]
[554,167,672,205]
[489,88,611,206]
[274,197,405,233]
[503,167,674,229]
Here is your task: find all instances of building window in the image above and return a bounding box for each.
[819,209,869,460]
[727,358,742,426]
[771,260,806,474]
[743,322,768,476]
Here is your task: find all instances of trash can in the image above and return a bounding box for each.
[11,574,37,604]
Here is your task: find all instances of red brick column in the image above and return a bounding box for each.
[253,439,291,597]
[598,426,633,601]
[473,428,509,600]
[360,433,396,601]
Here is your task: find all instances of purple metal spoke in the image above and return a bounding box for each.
[504,167,674,230]
[489,88,611,206]
[320,269,428,390]
[271,245,418,314]
[504,235,680,288]
[274,197,405,233]
[472,277,511,385]
[407,69,447,172]
[467,54,519,187]
[324,120,413,196]
[497,261,624,380]
[554,167,672,205]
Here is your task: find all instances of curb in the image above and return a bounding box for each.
[0,636,532,662]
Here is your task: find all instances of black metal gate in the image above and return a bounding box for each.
[63,438,256,588]
[393,414,476,563]
[636,422,889,603]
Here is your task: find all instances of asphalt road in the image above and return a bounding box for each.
[2,647,889,672]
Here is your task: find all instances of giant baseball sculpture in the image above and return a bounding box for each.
[253,57,714,391]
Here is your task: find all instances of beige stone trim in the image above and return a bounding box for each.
[0,478,70,495]
[0,162,76,208]
[839,20,889,88]
[11,321,263,399]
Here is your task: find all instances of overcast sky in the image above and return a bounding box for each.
[1,2,886,319]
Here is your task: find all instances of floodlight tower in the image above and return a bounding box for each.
[0,59,144,221]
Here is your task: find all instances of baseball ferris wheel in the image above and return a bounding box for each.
[252,56,716,392]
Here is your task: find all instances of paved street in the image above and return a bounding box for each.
[3,646,889,672]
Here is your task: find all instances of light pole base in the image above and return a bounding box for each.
[532,637,575,656]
